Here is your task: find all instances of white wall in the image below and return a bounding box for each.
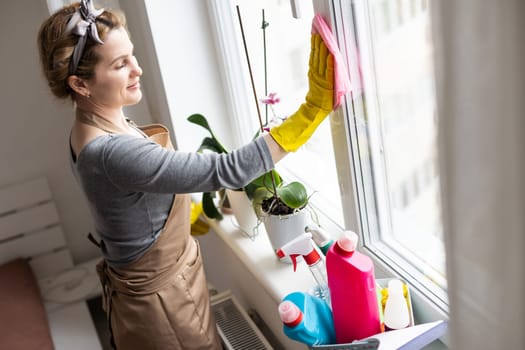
[1,1,152,264]
[141,0,236,152]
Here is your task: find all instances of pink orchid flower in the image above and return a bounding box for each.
[260,92,280,105]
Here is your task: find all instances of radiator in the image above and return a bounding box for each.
[211,290,274,350]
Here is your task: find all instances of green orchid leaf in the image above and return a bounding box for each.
[202,192,223,220]
[198,137,227,154]
[257,170,282,188]
[187,113,212,133]
[187,113,229,153]
[252,129,262,140]
[276,181,308,209]
[244,170,282,199]
[251,186,273,217]
[252,186,273,205]
[243,182,259,200]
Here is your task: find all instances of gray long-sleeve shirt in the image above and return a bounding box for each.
[71,133,273,266]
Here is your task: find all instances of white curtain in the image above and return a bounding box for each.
[432,1,525,348]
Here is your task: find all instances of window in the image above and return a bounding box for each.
[212,0,447,315]
[223,0,345,227]
[332,0,447,312]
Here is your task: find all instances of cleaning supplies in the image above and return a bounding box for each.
[276,232,330,303]
[305,223,335,255]
[279,291,335,346]
[326,230,381,343]
[383,279,411,330]
[376,282,386,333]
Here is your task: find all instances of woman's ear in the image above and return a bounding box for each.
[67,75,90,98]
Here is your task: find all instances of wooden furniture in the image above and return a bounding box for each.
[0,177,102,350]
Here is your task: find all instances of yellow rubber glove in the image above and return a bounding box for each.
[270,34,335,152]
[190,201,210,236]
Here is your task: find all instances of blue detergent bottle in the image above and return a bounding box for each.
[278,291,335,346]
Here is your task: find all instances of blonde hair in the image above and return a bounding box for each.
[37,2,127,100]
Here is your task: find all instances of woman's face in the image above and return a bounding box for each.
[86,27,143,109]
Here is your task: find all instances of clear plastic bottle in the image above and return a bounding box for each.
[326,231,381,343]
[383,279,410,330]
[276,232,330,304]
[306,256,331,304]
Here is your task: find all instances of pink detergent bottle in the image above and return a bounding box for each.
[326,231,381,343]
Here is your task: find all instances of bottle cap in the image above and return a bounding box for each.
[303,249,321,266]
[278,300,303,327]
[336,231,358,253]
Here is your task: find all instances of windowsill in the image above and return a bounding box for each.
[206,214,318,304]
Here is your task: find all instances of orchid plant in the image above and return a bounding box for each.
[187,93,311,220]
[187,112,283,220]
[249,93,310,217]
[188,7,311,220]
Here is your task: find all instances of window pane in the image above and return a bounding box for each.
[351,0,446,290]
[232,0,344,226]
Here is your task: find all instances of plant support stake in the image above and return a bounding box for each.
[236,5,265,133]
[236,5,278,194]
[262,9,269,125]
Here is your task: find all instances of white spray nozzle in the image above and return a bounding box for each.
[276,232,320,271]
[305,223,331,246]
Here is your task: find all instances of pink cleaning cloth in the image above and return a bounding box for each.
[312,14,352,109]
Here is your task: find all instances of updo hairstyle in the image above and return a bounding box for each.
[37,3,127,100]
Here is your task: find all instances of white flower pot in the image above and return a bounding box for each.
[225,189,258,238]
[261,209,312,263]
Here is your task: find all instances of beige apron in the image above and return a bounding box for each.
[77,112,222,349]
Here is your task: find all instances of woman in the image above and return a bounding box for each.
[37,1,334,349]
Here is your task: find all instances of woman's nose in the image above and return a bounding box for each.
[132,56,143,76]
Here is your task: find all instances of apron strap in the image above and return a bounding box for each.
[105,283,117,349]
[96,260,118,349]
[75,109,148,138]
[87,232,101,248]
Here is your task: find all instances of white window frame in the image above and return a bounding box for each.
[320,0,449,325]
[207,0,345,234]
[208,0,449,329]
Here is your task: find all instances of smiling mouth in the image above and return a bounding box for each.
[128,81,140,89]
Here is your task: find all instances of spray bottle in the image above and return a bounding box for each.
[276,232,330,304]
[305,223,335,255]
